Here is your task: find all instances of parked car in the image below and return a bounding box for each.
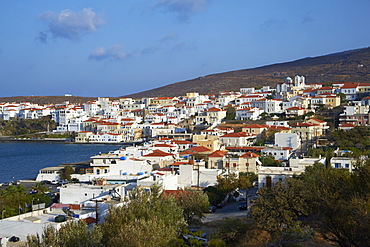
[41,180,51,185]
[215,202,225,209]
[188,229,207,238]
[208,205,217,213]
[239,201,247,211]
[51,180,59,185]
[9,236,20,242]
[183,234,208,246]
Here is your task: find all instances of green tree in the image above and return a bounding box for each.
[174,190,210,225]
[259,155,281,167]
[31,183,49,194]
[251,179,307,236]
[216,173,239,195]
[60,166,74,181]
[100,185,186,247]
[225,106,236,121]
[203,186,225,205]
[27,220,103,247]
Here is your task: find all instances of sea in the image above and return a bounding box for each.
[0,142,125,183]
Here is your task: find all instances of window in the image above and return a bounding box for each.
[335,163,341,168]
[233,163,237,167]
[345,164,349,168]
[246,163,249,167]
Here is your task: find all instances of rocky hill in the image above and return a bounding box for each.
[126,46,370,98]
[0,95,118,105]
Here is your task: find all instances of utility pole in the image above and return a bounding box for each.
[95,199,99,225]
[197,160,200,190]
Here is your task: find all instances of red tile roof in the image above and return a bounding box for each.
[189,146,211,153]
[143,149,173,157]
[220,132,254,138]
[240,151,259,158]
[208,150,226,157]
[179,150,195,156]
[243,124,268,129]
[339,123,357,128]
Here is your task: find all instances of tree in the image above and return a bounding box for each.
[251,162,370,246]
[225,106,236,121]
[100,185,186,247]
[216,173,239,195]
[337,92,347,104]
[237,172,257,190]
[203,186,225,205]
[174,190,210,225]
[60,166,74,181]
[31,183,49,194]
[251,179,307,236]
[259,155,281,167]
[27,220,103,247]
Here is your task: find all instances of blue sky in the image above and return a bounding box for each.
[1,0,370,97]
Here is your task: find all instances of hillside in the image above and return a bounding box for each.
[0,95,118,105]
[126,46,370,98]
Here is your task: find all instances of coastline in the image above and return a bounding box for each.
[0,137,143,145]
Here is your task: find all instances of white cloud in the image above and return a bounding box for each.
[38,8,105,41]
[89,44,127,61]
[141,32,178,54]
[154,0,210,21]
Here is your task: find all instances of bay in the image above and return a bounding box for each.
[0,142,124,183]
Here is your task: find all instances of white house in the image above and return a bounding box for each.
[274,133,301,150]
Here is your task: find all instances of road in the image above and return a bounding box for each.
[203,188,257,223]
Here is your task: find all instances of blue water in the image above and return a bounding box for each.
[0,142,123,182]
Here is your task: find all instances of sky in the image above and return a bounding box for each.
[1,0,370,97]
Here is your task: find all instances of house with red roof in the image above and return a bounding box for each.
[284,106,309,117]
[261,147,292,161]
[291,122,321,140]
[188,146,212,154]
[220,132,257,147]
[194,107,227,125]
[142,149,176,168]
[239,151,260,173]
[171,140,196,151]
[242,124,269,135]
[208,150,227,169]
[150,143,178,153]
[338,123,357,130]
[75,131,94,143]
[97,122,121,133]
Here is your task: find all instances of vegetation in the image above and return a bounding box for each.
[100,185,186,247]
[173,190,210,225]
[225,106,236,121]
[0,116,57,137]
[0,184,50,218]
[27,220,103,247]
[259,155,282,167]
[327,126,370,151]
[60,166,75,181]
[251,163,370,246]
[205,173,256,205]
